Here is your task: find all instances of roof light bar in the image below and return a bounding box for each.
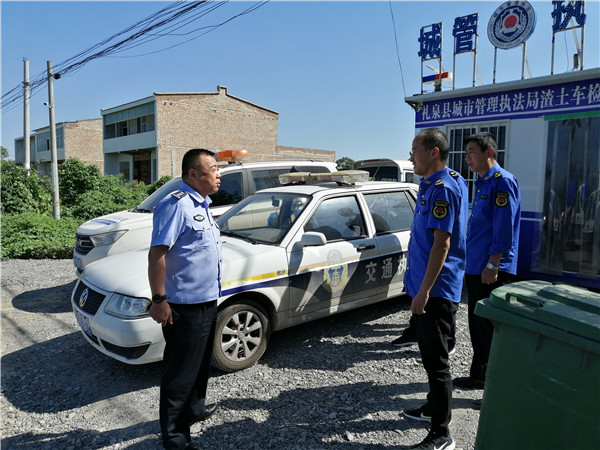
[278,170,369,185]
[217,149,248,162]
[278,172,313,184]
[329,170,369,183]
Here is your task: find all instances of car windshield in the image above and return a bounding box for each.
[361,166,400,182]
[217,192,311,245]
[135,177,183,212]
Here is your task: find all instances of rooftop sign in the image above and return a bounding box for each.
[415,76,600,126]
[487,1,537,49]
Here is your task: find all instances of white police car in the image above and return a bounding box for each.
[72,171,418,372]
[73,151,336,273]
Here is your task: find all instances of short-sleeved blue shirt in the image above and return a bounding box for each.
[151,181,222,304]
[405,168,468,303]
[466,163,521,275]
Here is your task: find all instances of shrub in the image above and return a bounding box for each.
[70,174,148,222]
[0,160,52,215]
[1,158,155,259]
[1,212,80,260]
[147,175,173,195]
[58,158,103,209]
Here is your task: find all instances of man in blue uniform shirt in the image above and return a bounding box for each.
[402,128,468,450]
[148,148,222,450]
[454,132,521,390]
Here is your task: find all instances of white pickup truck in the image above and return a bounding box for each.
[354,158,415,183]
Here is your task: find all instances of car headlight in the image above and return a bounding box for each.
[105,293,151,318]
[89,230,128,247]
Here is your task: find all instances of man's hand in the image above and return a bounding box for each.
[411,290,429,315]
[149,301,174,327]
[481,267,499,285]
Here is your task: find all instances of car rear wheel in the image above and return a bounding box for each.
[212,300,270,372]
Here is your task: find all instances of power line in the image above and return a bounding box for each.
[0,0,269,115]
[388,0,407,99]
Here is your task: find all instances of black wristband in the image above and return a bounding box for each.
[151,294,167,304]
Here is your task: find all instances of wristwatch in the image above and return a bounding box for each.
[151,294,168,304]
[486,263,499,271]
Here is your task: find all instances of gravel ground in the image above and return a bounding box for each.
[1,259,482,449]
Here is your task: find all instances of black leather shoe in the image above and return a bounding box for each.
[189,403,218,426]
[453,376,485,389]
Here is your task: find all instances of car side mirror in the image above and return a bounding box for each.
[298,231,327,247]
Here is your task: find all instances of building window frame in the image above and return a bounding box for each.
[446,121,509,204]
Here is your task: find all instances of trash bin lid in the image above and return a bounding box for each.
[488,280,600,342]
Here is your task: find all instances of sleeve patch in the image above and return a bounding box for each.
[432,200,449,219]
[171,190,188,200]
[495,192,509,207]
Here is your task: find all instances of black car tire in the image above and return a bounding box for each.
[212,300,270,372]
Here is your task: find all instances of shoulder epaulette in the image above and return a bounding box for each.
[171,190,188,200]
[449,171,459,178]
[493,172,503,179]
[435,179,444,188]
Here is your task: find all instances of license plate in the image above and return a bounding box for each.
[74,309,93,337]
[73,256,83,271]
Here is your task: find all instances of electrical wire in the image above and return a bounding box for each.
[0,0,269,115]
[388,0,407,99]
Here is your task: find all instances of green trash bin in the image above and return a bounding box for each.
[474,280,600,450]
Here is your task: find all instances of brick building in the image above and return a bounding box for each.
[103,85,335,184]
[14,118,103,176]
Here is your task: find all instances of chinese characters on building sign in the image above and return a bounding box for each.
[551,0,586,30]
[453,13,478,54]
[416,79,600,126]
[418,23,442,60]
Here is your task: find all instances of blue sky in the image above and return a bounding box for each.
[1,0,598,162]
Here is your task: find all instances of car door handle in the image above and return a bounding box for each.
[357,244,375,251]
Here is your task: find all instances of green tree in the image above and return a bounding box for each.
[336,156,355,171]
[0,160,52,215]
[58,158,103,209]
[1,146,9,160]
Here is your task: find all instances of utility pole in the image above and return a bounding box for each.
[23,58,30,175]
[47,60,60,220]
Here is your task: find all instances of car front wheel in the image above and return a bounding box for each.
[212,300,270,372]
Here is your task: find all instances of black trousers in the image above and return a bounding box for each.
[160,301,217,449]
[464,272,513,380]
[414,297,458,435]
[402,312,456,351]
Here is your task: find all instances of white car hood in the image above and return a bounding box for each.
[81,237,287,298]
[76,210,152,234]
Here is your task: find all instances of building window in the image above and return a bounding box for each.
[105,123,116,139]
[117,121,128,137]
[447,122,507,203]
[104,113,155,140]
[104,102,155,140]
[139,114,155,132]
[119,161,130,180]
[541,116,599,278]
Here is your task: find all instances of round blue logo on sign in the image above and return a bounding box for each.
[487,1,536,49]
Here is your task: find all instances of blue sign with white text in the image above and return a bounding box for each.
[416,78,600,126]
